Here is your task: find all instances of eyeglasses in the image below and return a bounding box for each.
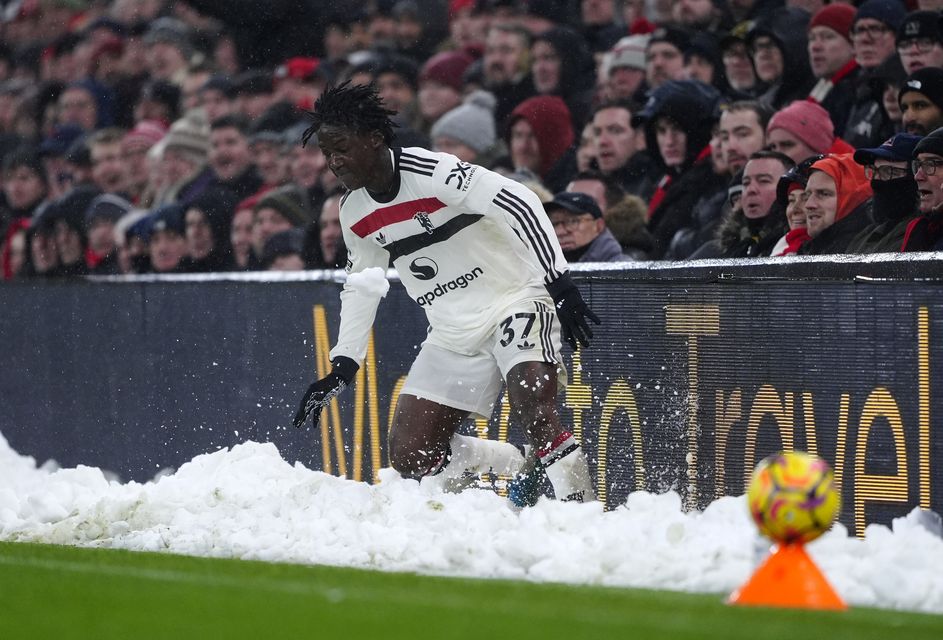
[550,214,592,230]
[912,158,943,176]
[748,39,777,56]
[722,46,749,61]
[898,37,939,54]
[851,24,892,39]
[864,164,910,180]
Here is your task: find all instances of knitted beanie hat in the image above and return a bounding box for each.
[430,90,497,154]
[914,125,943,157]
[766,101,836,154]
[809,4,857,43]
[420,51,475,93]
[85,193,132,228]
[161,110,210,161]
[122,119,167,152]
[608,34,650,73]
[854,0,907,33]
[254,184,313,227]
[899,66,943,110]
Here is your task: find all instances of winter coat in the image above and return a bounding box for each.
[605,195,655,260]
[845,187,920,254]
[847,214,920,254]
[648,157,728,260]
[87,249,122,275]
[1,198,44,279]
[799,200,872,255]
[208,165,265,203]
[491,73,537,131]
[842,69,895,149]
[809,61,859,139]
[633,80,726,259]
[608,151,659,203]
[179,187,240,272]
[901,210,943,252]
[663,188,728,260]
[716,205,789,258]
[571,227,634,263]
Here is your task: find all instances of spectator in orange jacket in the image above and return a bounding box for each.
[800,153,874,254]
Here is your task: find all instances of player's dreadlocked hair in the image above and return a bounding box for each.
[301,81,398,148]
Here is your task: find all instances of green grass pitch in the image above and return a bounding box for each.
[1,541,941,639]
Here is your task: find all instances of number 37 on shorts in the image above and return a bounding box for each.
[493,300,562,369]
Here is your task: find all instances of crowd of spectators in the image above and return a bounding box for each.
[2,0,943,281]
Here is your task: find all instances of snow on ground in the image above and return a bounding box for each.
[1,432,941,614]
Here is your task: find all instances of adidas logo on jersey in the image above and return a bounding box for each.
[416,266,484,306]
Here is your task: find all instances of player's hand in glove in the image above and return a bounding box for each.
[546,272,600,350]
[293,356,359,429]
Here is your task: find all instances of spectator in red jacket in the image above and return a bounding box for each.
[506,95,575,192]
[903,126,943,251]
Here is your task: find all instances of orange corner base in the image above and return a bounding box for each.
[727,543,848,611]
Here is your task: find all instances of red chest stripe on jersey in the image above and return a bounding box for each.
[350,197,447,238]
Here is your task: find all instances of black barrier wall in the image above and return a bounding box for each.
[1,255,941,536]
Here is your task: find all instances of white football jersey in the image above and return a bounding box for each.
[330,147,568,362]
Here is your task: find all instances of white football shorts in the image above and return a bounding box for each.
[400,298,565,419]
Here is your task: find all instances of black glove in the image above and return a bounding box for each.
[293,356,359,429]
[546,273,600,350]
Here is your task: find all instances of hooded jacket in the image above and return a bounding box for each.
[799,154,874,255]
[179,187,239,272]
[634,80,727,259]
[748,8,815,110]
[507,96,575,191]
[532,27,596,131]
[636,80,721,177]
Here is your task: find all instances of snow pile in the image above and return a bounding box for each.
[1,432,941,614]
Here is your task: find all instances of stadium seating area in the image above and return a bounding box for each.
[1,0,942,281]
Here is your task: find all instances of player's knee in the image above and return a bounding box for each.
[389,441,446,480]
[389,441,424,479]
[389,447,416,478]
